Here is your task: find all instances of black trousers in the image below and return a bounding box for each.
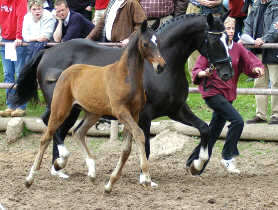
[186,94,244,174]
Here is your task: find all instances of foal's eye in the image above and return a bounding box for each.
[144,43,148,47]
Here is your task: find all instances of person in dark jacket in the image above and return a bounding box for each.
[186,17,264,175]
[53,0,94,42]
[244,0,278,125]
[67,0,94,21]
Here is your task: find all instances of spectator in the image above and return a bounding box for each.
[186,0,225,76]
[229,0,247,42]
[187,17,264,174]
[0,0,28,117]
[244,0,278,124]
[86,0,146,45]
[67,0,94,21]
[140,0,189,27]
[23,0,55,43]
[42,0,54,12]
[53,0,95,43]
[93,0,109,25]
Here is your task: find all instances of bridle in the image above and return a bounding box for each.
[201,30,232,91]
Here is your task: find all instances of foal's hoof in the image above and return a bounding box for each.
[88,175,96,182]
[186,165,200,176]
[139,173,152,187]
[104,182,112,194]
[24,180,33,188]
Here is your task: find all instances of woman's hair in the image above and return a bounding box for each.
[224,17,236,26]
[28,0,43,9]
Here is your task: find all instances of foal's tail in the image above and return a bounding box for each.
[9,50,45,106]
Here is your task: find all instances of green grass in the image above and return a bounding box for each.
[0,58,270,121]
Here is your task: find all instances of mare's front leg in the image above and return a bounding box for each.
[170,103,209,175]
[72,112,100,182]
[51,107,81,178]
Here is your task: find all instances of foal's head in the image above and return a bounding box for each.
[137,20,166,74]
[200,13,233,81]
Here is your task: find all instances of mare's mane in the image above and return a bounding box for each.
[156,13,204,34]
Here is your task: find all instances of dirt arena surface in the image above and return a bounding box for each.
[0,132,278,210]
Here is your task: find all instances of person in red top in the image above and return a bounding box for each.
[229,0,247,41]
[0,0,28,117]
[93,0,109,25]
[186,17,264,175]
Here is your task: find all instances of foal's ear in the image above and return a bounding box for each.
[150,18,160,31]
[221,10,231,22]
[207,13,214,27]
[141,20,148,33]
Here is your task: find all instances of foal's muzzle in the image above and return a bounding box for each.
[152,56,166,74]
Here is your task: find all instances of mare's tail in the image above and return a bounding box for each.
[9,50,45,106]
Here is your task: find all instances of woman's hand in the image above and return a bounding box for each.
[254,38,264,48]
[198,0,222,7]
[198,68,213,78]
[252,67,264,77]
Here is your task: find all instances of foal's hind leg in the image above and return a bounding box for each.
[104,127,132,193]
[170,103,209,175]
[72,112,100,181]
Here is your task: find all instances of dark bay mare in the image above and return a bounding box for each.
[25,21,166,192]
[12,13,233,184]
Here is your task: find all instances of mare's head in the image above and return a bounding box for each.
[199,13,233,81]
[137,20,166,74]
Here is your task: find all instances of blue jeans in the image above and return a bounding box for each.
[0,39,27,110]
[187,94,244,174]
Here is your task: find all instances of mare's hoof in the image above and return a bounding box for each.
[104,186,112,194]
[186,165,200,176]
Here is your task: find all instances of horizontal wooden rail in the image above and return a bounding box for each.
[1,82,278,95]
[0,41,124,47]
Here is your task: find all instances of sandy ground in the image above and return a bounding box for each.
[0,132,278,210]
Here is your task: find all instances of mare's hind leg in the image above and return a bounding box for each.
[170,103,209,175]
[104,127,132,193]
[72,112,100,181]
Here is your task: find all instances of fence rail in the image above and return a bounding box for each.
[1,41,278,95]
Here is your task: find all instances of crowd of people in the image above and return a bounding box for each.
[0,0,278,175]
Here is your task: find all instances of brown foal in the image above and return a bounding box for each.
[25,20,166,193]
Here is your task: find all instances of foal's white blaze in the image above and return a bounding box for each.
[151,34,158,46]
[86,158,96,179]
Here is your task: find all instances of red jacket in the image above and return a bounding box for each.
[229,0,246,18]
[0,0,27,40]
[192,42,264,102]
[95,0,109,10]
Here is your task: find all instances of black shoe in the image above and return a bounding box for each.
[246,116,267,124]
[268,116,278,124]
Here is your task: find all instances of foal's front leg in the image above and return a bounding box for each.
[72,113,100,181]
[105,110,151,192]
[104,127,133,193]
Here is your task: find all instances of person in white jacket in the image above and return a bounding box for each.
[22,0,55,42]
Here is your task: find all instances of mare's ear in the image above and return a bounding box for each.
[221,10,231,22]
[207,13,214,27]
[150,18,160,31]
[141,20,148,33]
